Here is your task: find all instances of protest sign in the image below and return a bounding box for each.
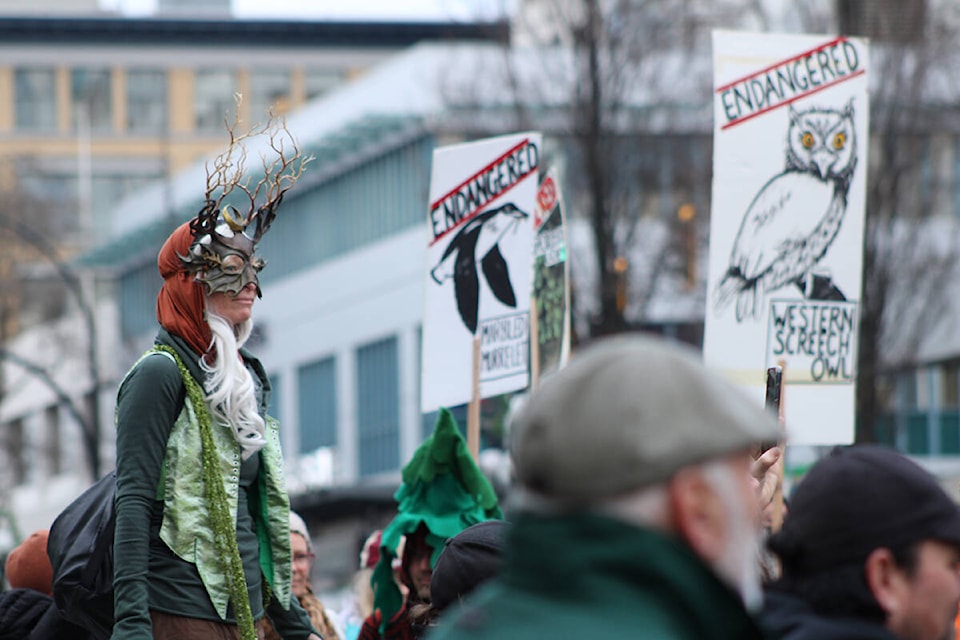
[531,169,570,386]
[422,132,542,414]
[704,31,869,445]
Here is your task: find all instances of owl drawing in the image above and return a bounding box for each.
[714,100,857,321]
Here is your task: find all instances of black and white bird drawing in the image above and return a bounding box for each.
[715,100,858,321]
[431,203,528,334]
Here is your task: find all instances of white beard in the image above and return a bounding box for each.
[702,460,764,613]
[203,312,266,460]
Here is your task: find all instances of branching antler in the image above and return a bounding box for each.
[196,94,313,242]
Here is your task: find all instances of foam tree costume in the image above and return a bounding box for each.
[371,407,503,633]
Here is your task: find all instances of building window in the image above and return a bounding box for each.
[258,135,435,282]
[119,262,162,342]
[91,173,161,236]
[953,137,960,219]
[304,69,342,102]
[126,69,167,133]
[14,68,57,132]
[267,373,282,423]
[194,69,237,132]
[297,356,337,453]
[247,69,291,119]
[356,336,399,476]
[942,362,959,409]
[18,169,80,237]
[72,68,113,133]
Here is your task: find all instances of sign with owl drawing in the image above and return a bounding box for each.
[421,132,541,414]
[704,31,869,445]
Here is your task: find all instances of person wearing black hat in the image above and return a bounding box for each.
[430,520,508,615]
[408,520,509,630]
[760,444,960,640]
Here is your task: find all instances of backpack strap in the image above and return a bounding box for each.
[116,348,178,502]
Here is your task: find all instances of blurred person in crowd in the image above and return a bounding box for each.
[0,529,92,639]
[428,334,780,640]
[262,512,341,640]
[761,445,960,640]
[336,530,383,640]
[411,520,508,631]
[112,115,320,640]
[359,409,502,640]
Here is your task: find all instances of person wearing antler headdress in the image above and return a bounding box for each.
[112,109,320,640]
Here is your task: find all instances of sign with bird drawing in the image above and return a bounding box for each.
[422,132,541,413]
[704,31,869,445]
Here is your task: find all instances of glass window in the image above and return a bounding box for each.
[297,357,337,453]
[72,68,113,133]
[915,368,931,410]
[257,135,434,284]
[266,373,282,423]
[356,336,399,476]
[247,69,291,120]
[119,262,162,342]
[304,69,342,102]
[194,69,237,132]
[20,170,160,239]
[91,173,159,237]
[18,170,79,235]
[14,68,57,131]
[126,69,166,133]
[942,362,959,409]
[953,136,960,218]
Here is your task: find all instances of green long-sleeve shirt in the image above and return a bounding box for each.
[112,329,316,639]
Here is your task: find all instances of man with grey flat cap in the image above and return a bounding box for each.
[427,333,780,640]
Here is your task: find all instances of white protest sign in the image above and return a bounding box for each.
[703,31,869,445]
[422,132,542,413]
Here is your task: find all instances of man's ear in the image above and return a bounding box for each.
[864,547,908,616]
[668,468,727,563]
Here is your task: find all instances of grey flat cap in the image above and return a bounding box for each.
[510,334,780,502]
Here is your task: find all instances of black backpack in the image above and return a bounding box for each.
[45,349,176,639]
[46,469,117,640]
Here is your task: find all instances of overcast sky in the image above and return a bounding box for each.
[101,0,512,21]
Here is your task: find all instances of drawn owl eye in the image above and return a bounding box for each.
[832,132,847,150]
[800,132,815,148]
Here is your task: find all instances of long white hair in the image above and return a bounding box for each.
[202,312,266,459]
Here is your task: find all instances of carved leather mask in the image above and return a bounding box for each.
[180,208,266,297]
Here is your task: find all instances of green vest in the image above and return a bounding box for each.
[126,348,295,619]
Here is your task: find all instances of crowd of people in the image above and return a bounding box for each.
[3,115,960,640]
[4,313,947,640]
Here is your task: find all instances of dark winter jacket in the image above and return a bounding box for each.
[426,512,764,640]
[758,589,898,640]
[0,588,94,640]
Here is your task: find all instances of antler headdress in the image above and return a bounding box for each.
[180,97,312,297]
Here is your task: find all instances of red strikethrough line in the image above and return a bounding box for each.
[428,138,533,246]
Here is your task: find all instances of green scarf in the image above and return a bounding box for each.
[153,345,257,640]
